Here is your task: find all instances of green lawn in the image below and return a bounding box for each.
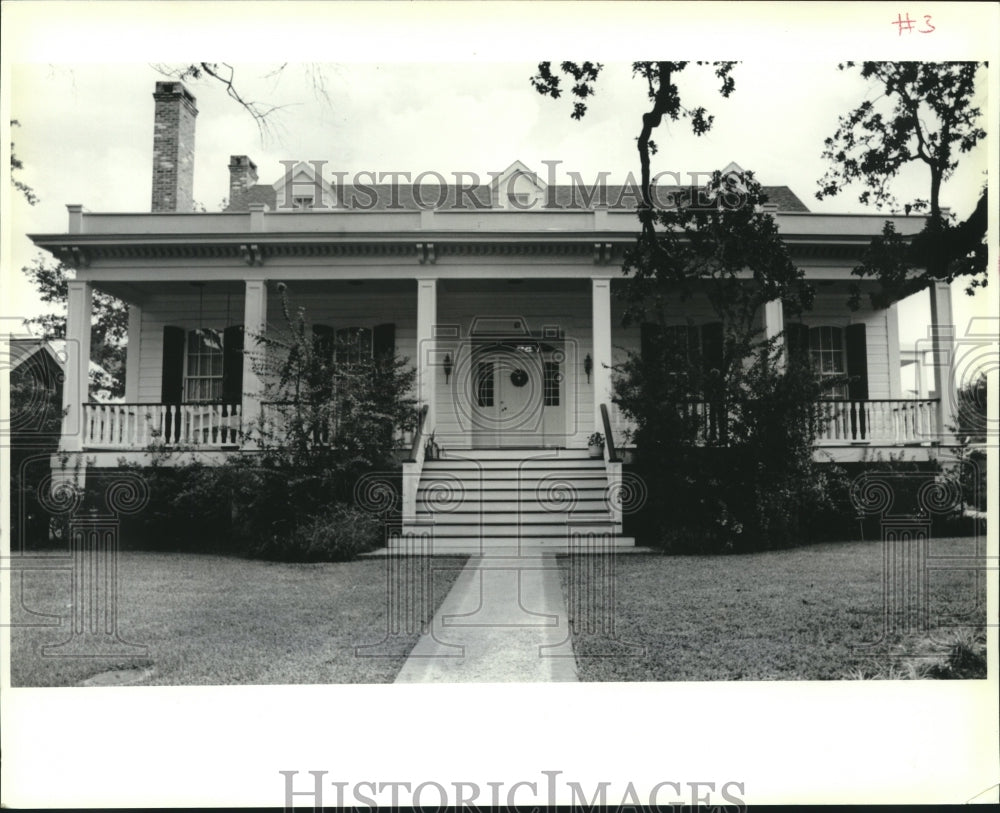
[560,537,987,681]
[9,552,467,687]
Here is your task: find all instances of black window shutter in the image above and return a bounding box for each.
[785,322,810,365]
[845,323,869,401]
[640,322,662,364]
[161,326,186,404]
[700,322,724,374]
[373,322,396,360]
[222,325,244,404]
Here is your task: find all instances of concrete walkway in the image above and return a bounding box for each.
[394,552,578,682]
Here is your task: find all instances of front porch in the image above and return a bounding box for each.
[62,273,958,468]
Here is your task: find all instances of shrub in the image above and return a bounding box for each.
[617,332,845,553]
[110,456,234,553]
[250,503,385,562]
[111,452,400,560]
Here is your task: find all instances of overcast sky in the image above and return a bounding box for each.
[4,25,994,380]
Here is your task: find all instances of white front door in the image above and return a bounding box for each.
[471,343,564,448]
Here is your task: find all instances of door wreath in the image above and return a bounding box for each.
[509,368,528,387]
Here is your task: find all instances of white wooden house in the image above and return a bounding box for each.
[29,82,958,551]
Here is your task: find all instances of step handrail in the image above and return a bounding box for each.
[600,403,619,463]
[407,404,430,463]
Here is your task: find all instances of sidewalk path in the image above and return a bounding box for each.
[394,553,577,683]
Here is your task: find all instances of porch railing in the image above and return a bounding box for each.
[599,403,619,463]
[82,402,242,448]
[408,404,430,462]
[606,398,941,448]
[815,399,939,444]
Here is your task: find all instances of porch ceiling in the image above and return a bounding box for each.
[439,277,588,294]
[95,279,244,303]
[95,277,417,301]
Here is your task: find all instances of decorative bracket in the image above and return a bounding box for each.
[416,242,437,264]
[593,242,613,265]
[239,244,264,266]
[59,246,90,268]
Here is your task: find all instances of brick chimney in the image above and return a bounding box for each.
[228,155,259,210]
[151,81,198,212]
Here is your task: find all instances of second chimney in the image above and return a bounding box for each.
[228,155,259,211]
[151,81,198,212]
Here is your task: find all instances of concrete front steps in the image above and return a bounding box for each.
[397,448,636,554]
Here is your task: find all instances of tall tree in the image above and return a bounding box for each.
[611,172,837,553]
[531,61,737,237]
[532,63,843,551]
[816,62,987,305]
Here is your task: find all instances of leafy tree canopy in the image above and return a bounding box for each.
[817,62,987,304]
[531,61,737,231]
[21,254,128,397]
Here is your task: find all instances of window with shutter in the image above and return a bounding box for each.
[809,326,849,399]
[185,329,225,402]
[641,323,701,369]
[335,327,373,365]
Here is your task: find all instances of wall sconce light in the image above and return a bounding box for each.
[584,353,592,383]
[443,353,453,384]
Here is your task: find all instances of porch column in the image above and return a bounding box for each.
[242,279,268,442]
[592,277,613,434]
[886,302,902,398]
[124,303,142,403]
[763,298,785,369]
[61,281,92,451]
[416,278,437,431]
[928,281,955,440]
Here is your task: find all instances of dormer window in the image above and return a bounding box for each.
[293,196,314,210]
[491,161,547,210]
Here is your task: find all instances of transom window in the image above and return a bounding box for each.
[809,326,848,398]
[185,329,224,401]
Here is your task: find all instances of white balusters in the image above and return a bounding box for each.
[812,399,941,445]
